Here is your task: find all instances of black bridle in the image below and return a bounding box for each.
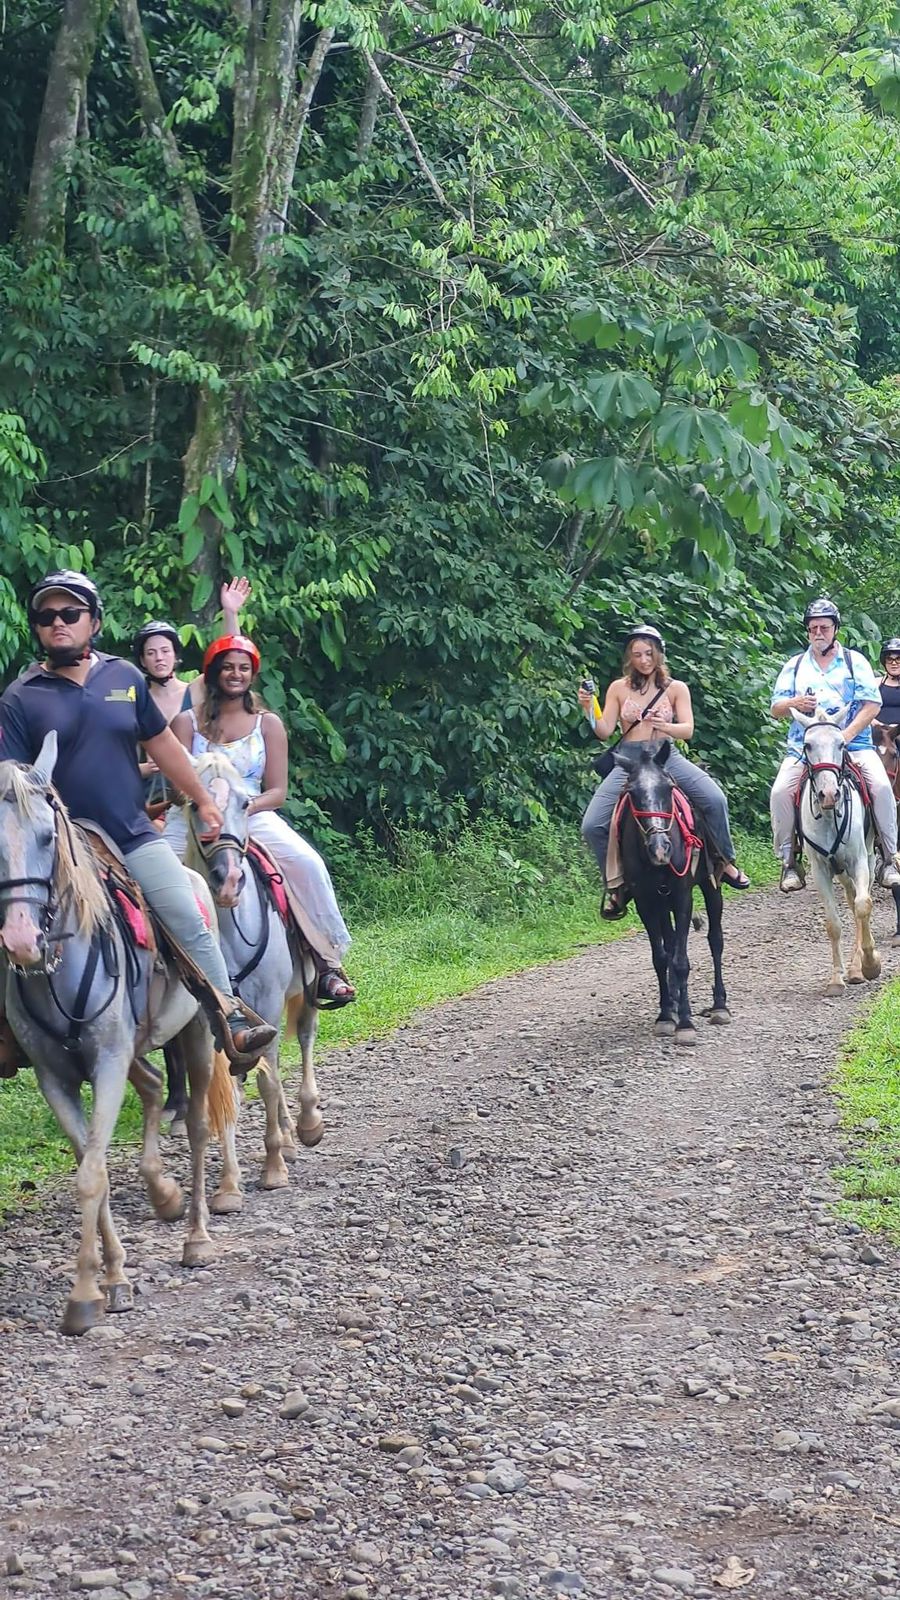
[800,748,855,862]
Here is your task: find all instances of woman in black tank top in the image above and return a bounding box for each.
[879,638,900,725]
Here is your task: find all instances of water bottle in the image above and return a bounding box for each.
[581,678,601,734]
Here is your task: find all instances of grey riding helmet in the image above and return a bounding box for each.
[880,637,900,664]
[624,623,665,652]
[803,597,840,629]
[27,570,103,634]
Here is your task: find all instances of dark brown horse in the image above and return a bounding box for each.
[615,740,730,1045]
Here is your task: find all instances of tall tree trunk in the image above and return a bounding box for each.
[179,15,336,616]
[117,0,211,276]
[22,0,108,253]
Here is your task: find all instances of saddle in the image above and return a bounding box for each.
[604,785,705,917]
[78,824,266,1062]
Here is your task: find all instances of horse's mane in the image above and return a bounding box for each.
[194,750,248,789]
[0,763,110,939]
[184,751,249,872]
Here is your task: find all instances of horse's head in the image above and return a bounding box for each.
[0,731,59,968]
[188,753,250,909]
[615,739,675,868]
[873,721,900,791]
[794,708,846,811]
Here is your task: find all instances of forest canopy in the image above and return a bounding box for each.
[4,0,900,841]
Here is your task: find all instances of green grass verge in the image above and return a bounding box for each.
[833,980,900,1239]
[0,822,777,1217]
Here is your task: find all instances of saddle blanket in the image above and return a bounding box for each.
[247,840,290,925]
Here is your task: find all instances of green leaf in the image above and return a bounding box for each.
[191,570,213,610]
[583,371,660,422]
[182,525,204,564]
[178,494,200,534]
[223,531,244,571]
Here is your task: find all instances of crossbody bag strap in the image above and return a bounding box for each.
[604,682,670,759]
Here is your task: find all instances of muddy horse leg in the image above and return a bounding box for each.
[669,892,697,1047]
[180,1015,217,1268]
[699,877,730,1023]
[634,897,676,1037]
[129,1054,185,1222]
[288,990,323,1147]
[844,861,881,984]
[811,862,847,996]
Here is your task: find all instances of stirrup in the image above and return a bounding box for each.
[779,861,805,892]
[600,887,628,921]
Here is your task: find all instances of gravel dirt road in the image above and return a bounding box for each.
[1,887,899,1600]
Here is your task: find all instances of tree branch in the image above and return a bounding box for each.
[361,48,462,216]
[269,25,335,234]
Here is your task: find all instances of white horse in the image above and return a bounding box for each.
[793,709,881,996]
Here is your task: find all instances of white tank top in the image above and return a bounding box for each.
[190,712,266,796]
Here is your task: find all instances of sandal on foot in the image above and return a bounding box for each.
[600,889,628,922]
[316,969,357,1009]
[721,866,751,890]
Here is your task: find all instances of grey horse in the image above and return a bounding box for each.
[0,733,235,1334]
[181,751,323,1200]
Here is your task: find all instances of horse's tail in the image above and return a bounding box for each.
[207,1048,238,1141]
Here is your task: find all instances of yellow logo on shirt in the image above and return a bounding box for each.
[105,686,137,703]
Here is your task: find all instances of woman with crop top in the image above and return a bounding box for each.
[167,635,355,1006]
[579,624,749,918]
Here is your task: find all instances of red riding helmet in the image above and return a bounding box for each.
[202,634,261,677]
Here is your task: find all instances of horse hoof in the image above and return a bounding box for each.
[153,1186,186,1223]
[675,1028,697,1048]
[707,1008,732,1025]
[210,1189,243,1216]
[280,1140,299,1165]
[846,972,864,985]
[862,955,882,981]
[62,1297,103,1336]
[164,1118,187,1139]
[653,1019,676,1038]
[260,1164,290,1191]
[297,1118,325,1148]
[825,981,846,997]
[182,1239,215,1269]
[106,1282,134,1315]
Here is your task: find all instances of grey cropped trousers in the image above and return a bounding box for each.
[581,749,737,882]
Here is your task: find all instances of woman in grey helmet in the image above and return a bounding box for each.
[579,624,749,918]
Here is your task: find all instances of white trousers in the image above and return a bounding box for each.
[770,750,898,861]
[165,808,351,967]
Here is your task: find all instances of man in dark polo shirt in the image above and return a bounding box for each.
[0,570,276,1069]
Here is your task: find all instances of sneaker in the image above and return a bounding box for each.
[881,862,900,889]
[780,865,804,893]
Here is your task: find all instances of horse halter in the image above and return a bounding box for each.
[0,795,69,976]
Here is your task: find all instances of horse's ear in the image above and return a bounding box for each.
[30,730,58,788]
[791,710,814,729]
[653,738,671,766]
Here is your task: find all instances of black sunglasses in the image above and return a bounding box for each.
[33,605,90,627]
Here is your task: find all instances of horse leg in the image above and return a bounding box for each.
[128,1054,185,1222]
[845,862,881,983]
[812,864,846,995]
[635,900,675,1037]
[180,1015,216,1267]
[38,1057,130,1335]
[206,1046,243,1215]
[162,1038,188,1133]
[670,892,696,1047]
[277,1074,299,1163]
[699,878,730,1023]
[289,990,323,1147]
[256,1050,290,1190]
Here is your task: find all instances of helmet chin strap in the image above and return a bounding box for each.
[145,670,174,686]
[46,644,92,668]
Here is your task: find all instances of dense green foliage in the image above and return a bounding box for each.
[4,0,900,841]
